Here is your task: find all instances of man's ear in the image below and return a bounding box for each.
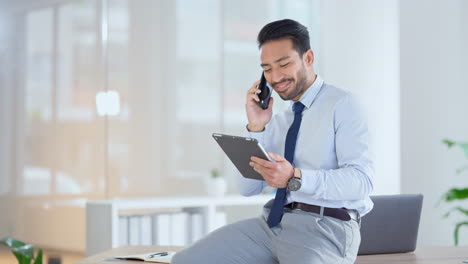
[303,49,314,67]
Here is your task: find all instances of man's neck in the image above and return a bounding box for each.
[306,73,317,89]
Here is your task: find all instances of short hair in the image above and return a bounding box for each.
[257,19,310,57]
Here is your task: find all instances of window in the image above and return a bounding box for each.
[15,0,320,197]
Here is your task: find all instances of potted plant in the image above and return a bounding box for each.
[440,139,468,245]
[206,168,227,197]
[0,237,43,264]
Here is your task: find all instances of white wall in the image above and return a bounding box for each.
[0,9,13,238]
[319,0,401,195]
[400,0,468,246]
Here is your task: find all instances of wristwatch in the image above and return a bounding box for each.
[287,168,302,191]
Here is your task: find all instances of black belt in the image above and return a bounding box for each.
[285,202,360,223]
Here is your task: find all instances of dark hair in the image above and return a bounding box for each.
[257,19,310,57]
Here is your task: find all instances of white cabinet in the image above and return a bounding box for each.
[86,195,272,256]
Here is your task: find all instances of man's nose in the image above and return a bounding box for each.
[271,69,284,84]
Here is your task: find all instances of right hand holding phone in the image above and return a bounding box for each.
[245,80,274,132]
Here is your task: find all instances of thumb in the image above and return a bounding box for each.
[268,96,274,109]
[268,152,286,162]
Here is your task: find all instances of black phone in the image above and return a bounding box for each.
[257,73,271,110]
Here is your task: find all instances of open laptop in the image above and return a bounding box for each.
[358,194,423,255]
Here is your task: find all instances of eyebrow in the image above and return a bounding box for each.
[260,56,291,67]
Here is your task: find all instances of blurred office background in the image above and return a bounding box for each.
[0,0,467,262]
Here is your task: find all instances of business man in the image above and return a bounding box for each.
[173,19,374,264]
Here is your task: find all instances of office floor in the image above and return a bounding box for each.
[0,247,84,264]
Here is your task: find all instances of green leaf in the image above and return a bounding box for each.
[33,249,43,264]
[454,221,468,246]
[461,143,468,158]
[456,165,468,174]
[12,251,28,264]
[443,139,456,148]
[442,139,468,157]
[13,244,34,259]
[444,206,468,218]
[443,188,468,202]
[0,237,26,249]
[12,244,34,264]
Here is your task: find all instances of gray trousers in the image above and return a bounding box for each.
[172,201,361,264]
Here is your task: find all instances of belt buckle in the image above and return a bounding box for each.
[291,202,305,212]
[347,209,360,224]
[290,202,311,214]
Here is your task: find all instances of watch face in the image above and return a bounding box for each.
[288,178,301,191]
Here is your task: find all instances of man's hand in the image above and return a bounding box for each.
[245,80,274,132]
[249,152,294,188]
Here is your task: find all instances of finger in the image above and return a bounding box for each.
[250,162,264,175]
[268,152,286,162]
[251,156,274,168]
[251,79,261,89]
[249,161,268,173]
[247,80,262,95]
[267,96,274,109]
[247,88,261,97]
[257,169,277,185]
[248,93,260,102]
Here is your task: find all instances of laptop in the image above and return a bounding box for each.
[358,194,423,255]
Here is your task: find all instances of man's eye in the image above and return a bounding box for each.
[280,63,289,68]
[264,69,271,73]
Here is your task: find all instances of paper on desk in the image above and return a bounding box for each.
[115,251,176,263]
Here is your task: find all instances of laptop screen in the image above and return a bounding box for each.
[358,194,423,255]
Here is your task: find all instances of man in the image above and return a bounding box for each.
[173,19,374,264]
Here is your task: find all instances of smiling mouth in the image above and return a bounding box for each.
[274,81,292,93]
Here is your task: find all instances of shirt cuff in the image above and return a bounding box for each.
[298,169,320,197]
[245,124,265,143]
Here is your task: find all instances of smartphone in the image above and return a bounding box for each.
[257,73,272,110]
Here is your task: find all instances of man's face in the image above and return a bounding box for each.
[260,38,311,101]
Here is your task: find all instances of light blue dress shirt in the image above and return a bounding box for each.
[238,75,374,216]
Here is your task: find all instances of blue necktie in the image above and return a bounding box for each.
[267,101,305,228]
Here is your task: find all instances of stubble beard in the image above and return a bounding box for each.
[279,66,309,101]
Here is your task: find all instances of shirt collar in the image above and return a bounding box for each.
[290,75,324,110]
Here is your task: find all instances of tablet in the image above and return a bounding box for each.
[212,133,272,181]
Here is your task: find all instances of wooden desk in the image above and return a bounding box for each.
[356,246,468,264]
[77,246,468,264]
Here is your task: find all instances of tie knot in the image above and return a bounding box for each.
[292,101,305,114]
